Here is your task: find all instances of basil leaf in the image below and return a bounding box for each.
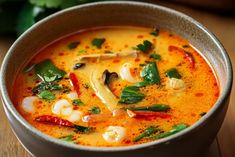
[38,90,55,100]
[119,86,145,104]
[92,38,105,49]
[89,106,101,114]
[136,40,153,53]
[165,68,181,79]
[35,59,66,82]
[140,62,161,85]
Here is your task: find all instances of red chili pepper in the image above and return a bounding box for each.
[69,72,81,96]
[35,115,74,127]
[133,111,171,119]
[168,45,195,69]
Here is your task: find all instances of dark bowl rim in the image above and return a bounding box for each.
[0,0,233,152]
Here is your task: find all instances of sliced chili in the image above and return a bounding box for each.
[69,72,81,96]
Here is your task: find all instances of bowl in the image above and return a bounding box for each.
[0,1,233,157]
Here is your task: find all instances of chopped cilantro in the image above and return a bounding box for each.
[68,41,80,49]
[136,40,153,53]
[92,38,105,49]
[150,28,159,37]
[89,106,101,114]
[72,99,84,106]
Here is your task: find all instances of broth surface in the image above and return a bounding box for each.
[13,26,219,146]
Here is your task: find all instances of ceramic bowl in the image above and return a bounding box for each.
[0,1,233,157]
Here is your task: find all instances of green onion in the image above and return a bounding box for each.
[152,123,188,139]
[124,104,170,112]
[133,127,159,142]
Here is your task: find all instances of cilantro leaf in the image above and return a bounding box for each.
[136,40,153,53]
[72,99,84,106]
[92,38,105,49]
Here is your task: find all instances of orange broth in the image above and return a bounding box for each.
[13,26,219,146]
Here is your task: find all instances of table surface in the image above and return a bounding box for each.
[0,1,235,157]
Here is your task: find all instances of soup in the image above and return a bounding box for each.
[13,26,219,147]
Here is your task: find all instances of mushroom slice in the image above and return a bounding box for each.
[90,70,118,112]
[120,63,140,83]
[77,51,139,61]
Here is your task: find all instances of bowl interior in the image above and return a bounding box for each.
[0,1,232,150]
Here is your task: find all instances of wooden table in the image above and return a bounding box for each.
[0,2,234,157]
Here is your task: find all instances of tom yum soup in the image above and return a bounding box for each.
[13,26,219,146]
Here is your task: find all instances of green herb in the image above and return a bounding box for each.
[32,82,62,94]
[124,104,170,112]
[165,68,182,79]
[119,86,145,104]
[152,123,188,139]
[150,29,159,37]
[92,38,105,49]
[74,125,93,133]
[34,59,66,82]
[78,49,87,54]
[200,112,207,117]
[89,106,101,114]
[73,63,85,70]
[150,53,161,60]
[68,41,80,49]
[140,62,161,85]
[37,90,55,100]
[60,135,74,142]
[133,127,159,142]
[136,40,153,53]
[72,99,84,106]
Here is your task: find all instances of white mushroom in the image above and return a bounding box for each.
[120,63,140,83]
[166,78,186,90]
[102,126,126,143]
[21,96,38,113]
[90,70,118,112]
